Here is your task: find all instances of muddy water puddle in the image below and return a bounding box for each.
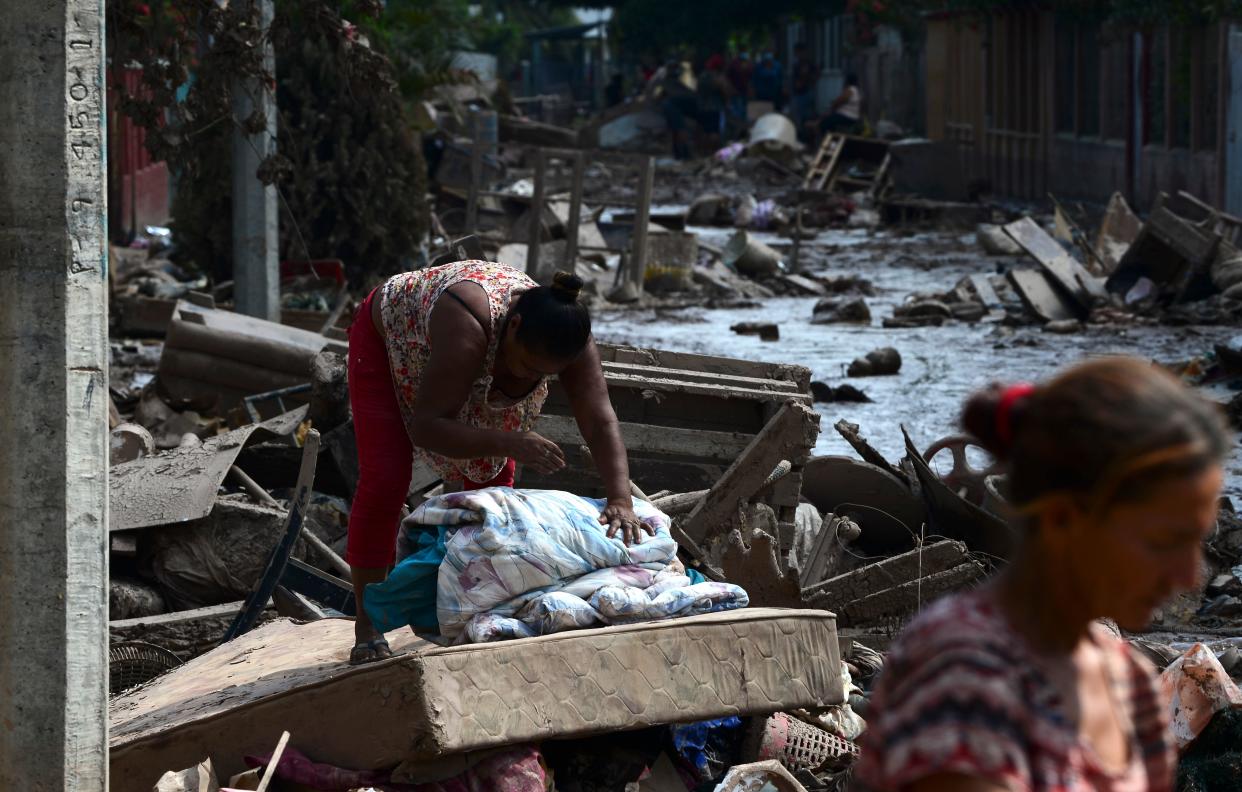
[594,230,1242,499]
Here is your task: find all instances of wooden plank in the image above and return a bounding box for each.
[970,274,1003,310]
[834,562,987,627]
[534,413,752,461]
[563,152,585,268]
[546,384,771,434]
[628,155,655,290]
[778,274,828,296]
[1006,268,1079,322]
[527,148,546,277]
[802,540,970,603]
[598,344,811,390]
[602,361,802,395]
[1003,217,1103,307]
[596,372,811,405]
[681,402,820,545]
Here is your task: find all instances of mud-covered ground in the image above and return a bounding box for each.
[593,225,1242,503]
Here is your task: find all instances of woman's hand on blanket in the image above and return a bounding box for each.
[600,500,654,545]
[509,431,566,474]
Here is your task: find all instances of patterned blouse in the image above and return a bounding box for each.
[379,261,549,484]
[855,589,1174,792]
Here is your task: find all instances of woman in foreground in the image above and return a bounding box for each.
[346,263,644,663]
[856,357,1228,792]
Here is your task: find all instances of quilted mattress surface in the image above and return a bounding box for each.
[109,608,841,791]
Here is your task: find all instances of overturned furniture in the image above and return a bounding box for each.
[109,608,843,791]
[1106,195,1223,304]
[527,344,818,550]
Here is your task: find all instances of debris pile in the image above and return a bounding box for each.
[98,98,1242,792]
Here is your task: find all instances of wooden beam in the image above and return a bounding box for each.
[834,562,987,627]
[802,540,970,603]
[1003,217,1104,308]
[563,150,584,269]
[627,155,654,291]
[465,114,483,234]
[535,413,753,462]
[1006,269,1079,322]
[526,147,546,278]
[680,402,820,545]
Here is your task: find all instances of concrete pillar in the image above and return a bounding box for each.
[232,0,280,321]
[0,1,110,788]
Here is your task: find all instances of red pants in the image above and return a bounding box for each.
[346,287,515,568]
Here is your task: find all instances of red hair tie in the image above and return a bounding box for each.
[996,383,1035,447]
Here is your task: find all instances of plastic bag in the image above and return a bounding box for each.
[1160,642,1242,750]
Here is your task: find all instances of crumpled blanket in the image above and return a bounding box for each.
[364,488,748,642]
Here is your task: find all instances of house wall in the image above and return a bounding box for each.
[1048,138,1127,203]
[925,12,1227,211]
[107,66,170,237]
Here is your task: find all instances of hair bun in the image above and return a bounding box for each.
[962,383,1021,460]
[550,271,584,302]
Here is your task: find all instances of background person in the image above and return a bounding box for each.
[856,357,1228,792]
[819,73,863,136]
[790,42,818,140]
[751,51,783,112]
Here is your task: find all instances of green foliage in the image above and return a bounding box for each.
[863,0,1242,27]
[358,0,470,100]
[612,0,843,54]
[108,0,428,285]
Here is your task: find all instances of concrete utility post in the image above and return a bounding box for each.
[0,1,110,788]
[233,0,280,321]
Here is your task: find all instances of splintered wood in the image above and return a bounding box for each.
[527,343,817,552]
[803,540,987,627]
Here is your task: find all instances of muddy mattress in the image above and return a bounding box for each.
[109,608,841,790]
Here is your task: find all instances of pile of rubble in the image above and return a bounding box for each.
[101,99,1242,791]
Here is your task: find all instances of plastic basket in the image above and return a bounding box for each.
[743,712,859,771]
[109,641,183,696]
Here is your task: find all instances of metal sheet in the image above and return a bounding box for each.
[109,407,307,532]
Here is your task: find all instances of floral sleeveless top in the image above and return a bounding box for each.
[379,261,549,483]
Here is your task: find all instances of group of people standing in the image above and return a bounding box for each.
[617,44,864,159]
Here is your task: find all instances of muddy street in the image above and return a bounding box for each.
[595,227,1242,500]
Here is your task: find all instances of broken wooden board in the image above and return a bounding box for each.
[680,402,821,546]
[529,344,814,505]
[1006,268,1080,323]
[1095,191,1142,275]
[1003,217,1105,309]
[535,413,752,463]
[802,540,970,604]
[598,343,811,392]
[778,274,829,296]
[834,561,988,627]
[969,274,1007,321]
[720,529,804,608]
[797,515,857,589]
[109,610,842,791]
